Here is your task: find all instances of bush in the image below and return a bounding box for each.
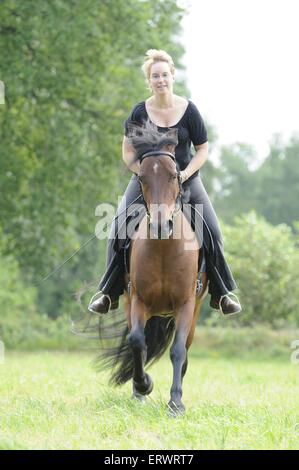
[0,229,36,346]
[0,229,96,350]
[192,325,299,360]
[221,211,299,326]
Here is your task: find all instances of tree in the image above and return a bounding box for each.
[0,0,189,317]
[213,143,257,221]
[0,0,187,278]
[254,133,299,227]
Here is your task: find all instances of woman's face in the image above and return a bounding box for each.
[148,61,174,95]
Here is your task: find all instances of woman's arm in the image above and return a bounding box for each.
[180,141,209,182]
[122,136,140,174]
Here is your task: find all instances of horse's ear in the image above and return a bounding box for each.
[161,128,178,153]
[162,143,175,154]
[165,128,178,143]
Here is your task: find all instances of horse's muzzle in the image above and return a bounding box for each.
[149,219,173,239]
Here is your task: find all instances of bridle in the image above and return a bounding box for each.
[137,150,183,220]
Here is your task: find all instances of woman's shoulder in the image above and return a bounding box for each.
[129,100,146,116]
[125,101,146,125]
[185,99,205,122]
[185,99,199,112]
[173,95,201,120]
[124,101,147,134]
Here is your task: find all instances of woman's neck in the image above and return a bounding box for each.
[151,93,175,109]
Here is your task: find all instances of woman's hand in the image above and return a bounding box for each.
[179,169,189,183]
[179,142,209,183]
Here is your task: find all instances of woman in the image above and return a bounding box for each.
[89,49,241,316]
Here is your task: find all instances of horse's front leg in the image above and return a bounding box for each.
[168,298,195,416]
[128,296,153,398]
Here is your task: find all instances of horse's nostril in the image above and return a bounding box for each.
[149,219,173,239]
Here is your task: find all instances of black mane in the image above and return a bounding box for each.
[127,119,178,160]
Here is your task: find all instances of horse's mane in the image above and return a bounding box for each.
[127,119,178,160]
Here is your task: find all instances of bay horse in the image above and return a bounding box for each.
[98,121,208,415]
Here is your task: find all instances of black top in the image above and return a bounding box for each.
[124,99,208,176]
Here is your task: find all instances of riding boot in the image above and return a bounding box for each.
[88,294,119,315]
[210,294,242,316]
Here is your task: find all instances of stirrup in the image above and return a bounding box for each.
[88,291,112,315]
[196,278,203,297]
[219,292,242,317]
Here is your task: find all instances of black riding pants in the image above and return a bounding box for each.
[98,174,237,299]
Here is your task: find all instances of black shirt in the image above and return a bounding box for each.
[124,100,208,176]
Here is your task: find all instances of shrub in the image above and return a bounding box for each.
[221,211,299,326]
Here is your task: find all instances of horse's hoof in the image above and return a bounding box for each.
[132,391,146,403]
[167,400,185,417]
[133,373,154,396]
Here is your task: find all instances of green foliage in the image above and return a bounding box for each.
[194,325,299,360]
[255,133,299,227]
[1,1,298,337]
[0,0,186,277]
[0,0,188,318]
[0,228,79,348]
[0,230,37,347]
[213,143,257,219]
[221,211,299,326]
[207,134,299,229]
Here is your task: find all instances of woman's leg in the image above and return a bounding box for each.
[95,174,142,301]
[187,175,237,300]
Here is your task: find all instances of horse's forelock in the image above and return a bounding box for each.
[127,120,178,159]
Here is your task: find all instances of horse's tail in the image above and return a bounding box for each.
[95,315,175,386]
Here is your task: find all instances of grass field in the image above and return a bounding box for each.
[0,347,298,450]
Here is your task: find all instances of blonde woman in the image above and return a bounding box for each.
[89,49,241,316]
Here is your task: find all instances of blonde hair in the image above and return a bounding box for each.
[141,49,175,79]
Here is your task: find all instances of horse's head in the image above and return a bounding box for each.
[128,120,181,239]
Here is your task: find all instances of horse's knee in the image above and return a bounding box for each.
[170,342,186,364]
[129,330,145,351]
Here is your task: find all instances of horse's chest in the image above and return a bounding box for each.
[132,253,196,310]
[130,235,198,312]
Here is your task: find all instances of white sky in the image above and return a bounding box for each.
[181,0,299,162]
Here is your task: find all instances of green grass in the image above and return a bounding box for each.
[0,350,298,450]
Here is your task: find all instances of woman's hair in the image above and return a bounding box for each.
[141,49,175,79]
